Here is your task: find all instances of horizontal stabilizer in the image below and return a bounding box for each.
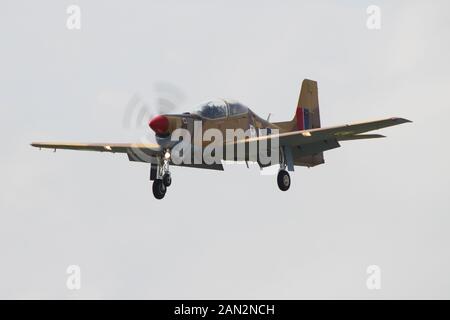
[337,134,385,141]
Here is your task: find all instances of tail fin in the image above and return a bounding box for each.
[274,79,321,132]
[294,79,324,166]
[273,79,324,167]
[295,79,321,130]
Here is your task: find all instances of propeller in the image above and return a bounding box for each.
[122,81,186,131]
[122,82,186,162]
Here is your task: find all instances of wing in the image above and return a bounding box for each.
[233,117,410,146]
[30,141,224,171]
[30,142,162,153]
[229,117,411,162]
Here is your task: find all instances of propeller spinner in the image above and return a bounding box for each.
[148,114,169,135]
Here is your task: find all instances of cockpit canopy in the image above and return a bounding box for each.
[194,99,248,119]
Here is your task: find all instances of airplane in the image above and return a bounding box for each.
[31,79,411,199]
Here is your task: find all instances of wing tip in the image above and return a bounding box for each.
[392,117,413,124]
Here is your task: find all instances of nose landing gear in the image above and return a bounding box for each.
[151,151,172,200]
[162,172,172,187]
[152,179,167,199]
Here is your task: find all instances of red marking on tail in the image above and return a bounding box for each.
[296,107,305,130]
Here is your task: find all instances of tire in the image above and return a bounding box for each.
[162,173,172,187]
[152,179,166,199]
[277,170,291,191]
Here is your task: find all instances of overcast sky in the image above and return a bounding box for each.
[1,0,449,299]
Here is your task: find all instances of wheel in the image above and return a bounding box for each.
[162,173,172,187]
[152,180,166,199]
[152,179,166,199]
[277,170,291,191]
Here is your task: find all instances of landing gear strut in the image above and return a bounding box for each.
[151,150,172,200]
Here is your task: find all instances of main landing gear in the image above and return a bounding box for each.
[277,146,291,191]
[151,151,172,200]
[277,170,291,191]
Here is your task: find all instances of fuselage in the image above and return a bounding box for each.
[148,98,323,167]
[150,99,283,146]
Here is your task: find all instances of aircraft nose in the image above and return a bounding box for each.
[148,115,169,135]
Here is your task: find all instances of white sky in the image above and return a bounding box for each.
[1,0,449,298]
